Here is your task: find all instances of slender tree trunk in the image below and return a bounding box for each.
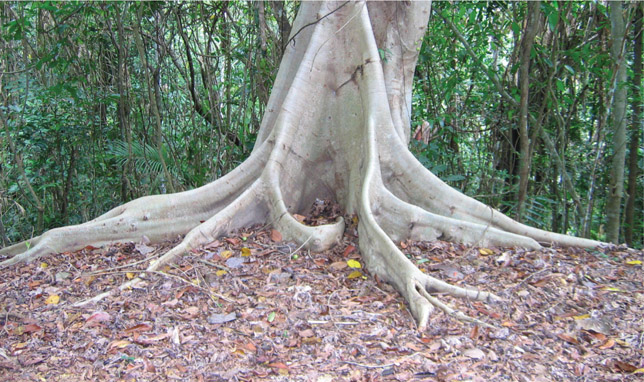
[133,5,175,194]
[605,1,628,244]
[624,4,642,247]
[516,1,540,222]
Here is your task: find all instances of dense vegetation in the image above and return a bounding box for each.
[1,2,641,248]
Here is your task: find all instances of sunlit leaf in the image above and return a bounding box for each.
[267,311,276,323]
[601,286,624,292]
[626,260,642,265]
[241,247,251,257]
[216,269,227,276]
[347,259,362,268]
[40,262,49,268]
[45,295,60,305]
[126,272,135,280]
[479,248,494,255]
[573,314,590,320]
[347,270,362,279]
[220,250,232,259]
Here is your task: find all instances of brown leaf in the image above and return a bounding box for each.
[85,311,111,326]
[598,338,615,350]
[143,358,156,373]
[268,362,289,370]
[22,324,42,334]
[557,333,579,345]
[124,323,153,334]
[270,229,283,242]
[612,360,637,373]
[343,245,356,257]
[298,329,315,338]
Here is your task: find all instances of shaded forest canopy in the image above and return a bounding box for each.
[1,1,642,247]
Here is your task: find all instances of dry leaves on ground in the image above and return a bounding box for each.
[1,207,642,381]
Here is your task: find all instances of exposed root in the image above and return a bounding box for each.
[2,1,607,332]
[381,140,603,248]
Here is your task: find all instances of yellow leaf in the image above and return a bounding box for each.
[615,339,630,347]
[216,270,227,276]
[633,368,644,374]
[352,216,359,224]
[601,286,624,292]
[191,278,201,285]
[108,340,131,350]
[220,250,232,259]
[45,295,60,305]
[347,259,362,269]
[573,314,590,320]
[626,260,642,265]
[126,272,135,280]
[40,262,49,268]
[347,271,362,279]
[479,248,494,255]
[241,247,251,257]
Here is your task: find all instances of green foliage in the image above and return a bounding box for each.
[0,1,641,247]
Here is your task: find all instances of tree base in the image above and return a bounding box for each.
[0,1,603,329]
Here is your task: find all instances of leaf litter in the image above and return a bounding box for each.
[0,202,642,381]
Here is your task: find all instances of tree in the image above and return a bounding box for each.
[0,1,602,329]
[605,1,628,244]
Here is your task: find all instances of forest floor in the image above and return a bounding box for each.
[1,205,643,381]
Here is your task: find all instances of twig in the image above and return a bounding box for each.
[341,360,395,369]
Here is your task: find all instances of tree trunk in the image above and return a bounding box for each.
[624,4,642,247]
[0,1,603,329]
[605,1,628,244]
[515,0,540,222]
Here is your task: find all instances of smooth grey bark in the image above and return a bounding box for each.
[0,1,604,329]
[605,1,628,244]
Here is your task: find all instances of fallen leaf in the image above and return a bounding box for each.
[573,314,590,320]
[135,243,155,255]
[558,333,579,345]
[479,248,494,255]
[625,260,642,265]
[208,312,237,324]
[85,311,111,325]
[45,295,60,305]
[108,340,131,350]
[216,269,227,276]
[601,286,625,292]
[40,262,48,269]
[124,323,153,333]
[463,347,486,360]
[224,237,240,246]
[347,271,363,279]
[612,360,637,373]
[299,329,315,338]
[126,272,136,280]
[241,247,251,257]
[329,261,347,270]
[270,229,282,242]
[347,259,362,269]
[220,250,232,259]
[268,362,289,370]
[598,339,615,349]
[22,324,42,334]
[267,311,276,323]
[343,245,356,257]
[293,214,306,223]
